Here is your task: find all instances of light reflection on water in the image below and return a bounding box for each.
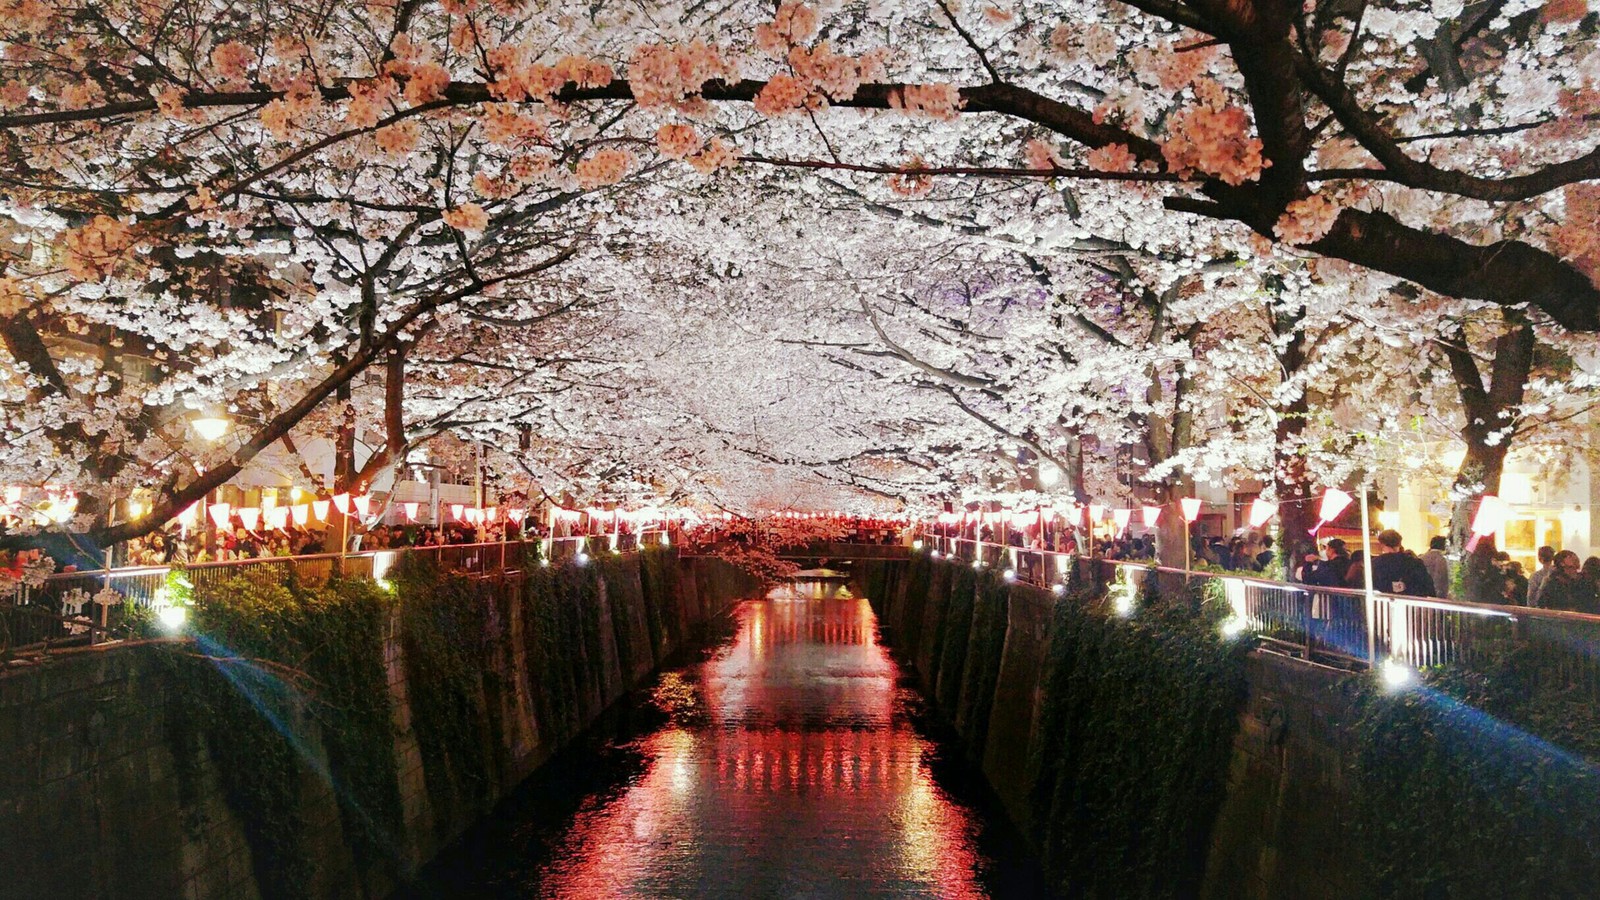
[410,582,1050,899]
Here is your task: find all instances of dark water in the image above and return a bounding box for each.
[407,582,1054,898]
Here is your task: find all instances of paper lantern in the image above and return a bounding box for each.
[1470,495,1511,537]
[485,506,498,522]
[1088,503,1106,523]
[1247,499,1278,529]
[402,502,419,521]
[1112,508,1132,535]
[1180,498,1203,523]
[352,494,371,518]
[1141,506,1162,527]
[331,493,351,515]
[507,507,526,523]
[266,507,290,531]
[451,503,465,521]
[1318,489,1354,525]
[176,502,201,528]
[236,507,260,531]
[207,502,232,529]
[291,504,310,526]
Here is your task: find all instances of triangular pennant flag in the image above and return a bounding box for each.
[312,499,330,521]
[1180,497,1203,523]
[236,507,260,531]
[331,493,351,515]
[177,502,201,527]
[291,504,311,526]
[352,494,371,518]
[484,506,497,521]
[1141,505,1162,527]
[207,502,232,529]
[1112,508,1133,535]
[1247,498,1278,529]
[266,507,290,531]
[402,502,419,521]
[451,503,465,521]
[506,508,526,523]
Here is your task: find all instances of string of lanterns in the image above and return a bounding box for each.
[935,488,1514,540]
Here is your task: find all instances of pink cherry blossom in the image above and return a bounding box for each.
[442,202,489,234]
[575,148,634,188]
[1273,192,1342,245]
[656,124,703,160]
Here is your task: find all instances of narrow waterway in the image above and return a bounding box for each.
[408,580,1053,898]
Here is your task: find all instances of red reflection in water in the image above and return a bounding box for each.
[534,588,988,898]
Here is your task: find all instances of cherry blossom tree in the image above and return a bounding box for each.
[0,0,1595,555]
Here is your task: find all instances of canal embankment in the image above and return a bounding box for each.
[859,554,1600,900]
[0,549,757,900]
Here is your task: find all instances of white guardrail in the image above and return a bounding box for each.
[927,535,1600,680]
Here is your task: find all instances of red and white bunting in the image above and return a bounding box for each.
[207,502,232,529]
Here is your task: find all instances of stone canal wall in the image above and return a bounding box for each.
[0,550,757,900]
[862,554,1600,900]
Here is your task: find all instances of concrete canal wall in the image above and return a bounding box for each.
[0,550,758,900]
[864,554,1600,900]
[862,555,1373,899]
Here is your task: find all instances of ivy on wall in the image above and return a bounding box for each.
[393,555,503,833]
[162,572,402,900]
[1346,635,1600,899]
[138,549,728,900]
[1027,583,1248,899]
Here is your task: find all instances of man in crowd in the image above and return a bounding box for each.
[1370,530,1435,597]
[1526,545,1557,607]
[1422,535,1451,599]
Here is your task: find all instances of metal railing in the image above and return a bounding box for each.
[2,531,672,659]
[926,535,1600,680]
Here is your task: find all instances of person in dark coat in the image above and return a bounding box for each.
[1369,530,1434,597]
[1542,551,1594,613]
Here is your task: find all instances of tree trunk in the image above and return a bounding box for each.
[1440,308,1535,602]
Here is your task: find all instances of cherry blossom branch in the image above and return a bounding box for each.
[1291,50,1600,201]
[739,154,1188,182]
[77,242,578,548]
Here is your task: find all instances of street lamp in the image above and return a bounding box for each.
[191,416,230,442]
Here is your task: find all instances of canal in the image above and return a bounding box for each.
[407,579,1054,898]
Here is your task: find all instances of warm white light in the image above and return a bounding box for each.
[930,550,941,559]
[1003,568,1016,582]
[191,416,229,442]
[1039,463,1062,487]
[158,605,187,631]
[1376,510,1400,530]
[972,558,984,569]
[372,550,396,582]
[576,552,590,566]
[49,497,78,524]
[1051,583,1066,596]
[912,539,923,550]
[1221,616,1248,638]
[1113,588,1135,617]
[1380,658,1413,689]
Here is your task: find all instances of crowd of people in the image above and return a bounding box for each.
[120,518,557,567]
